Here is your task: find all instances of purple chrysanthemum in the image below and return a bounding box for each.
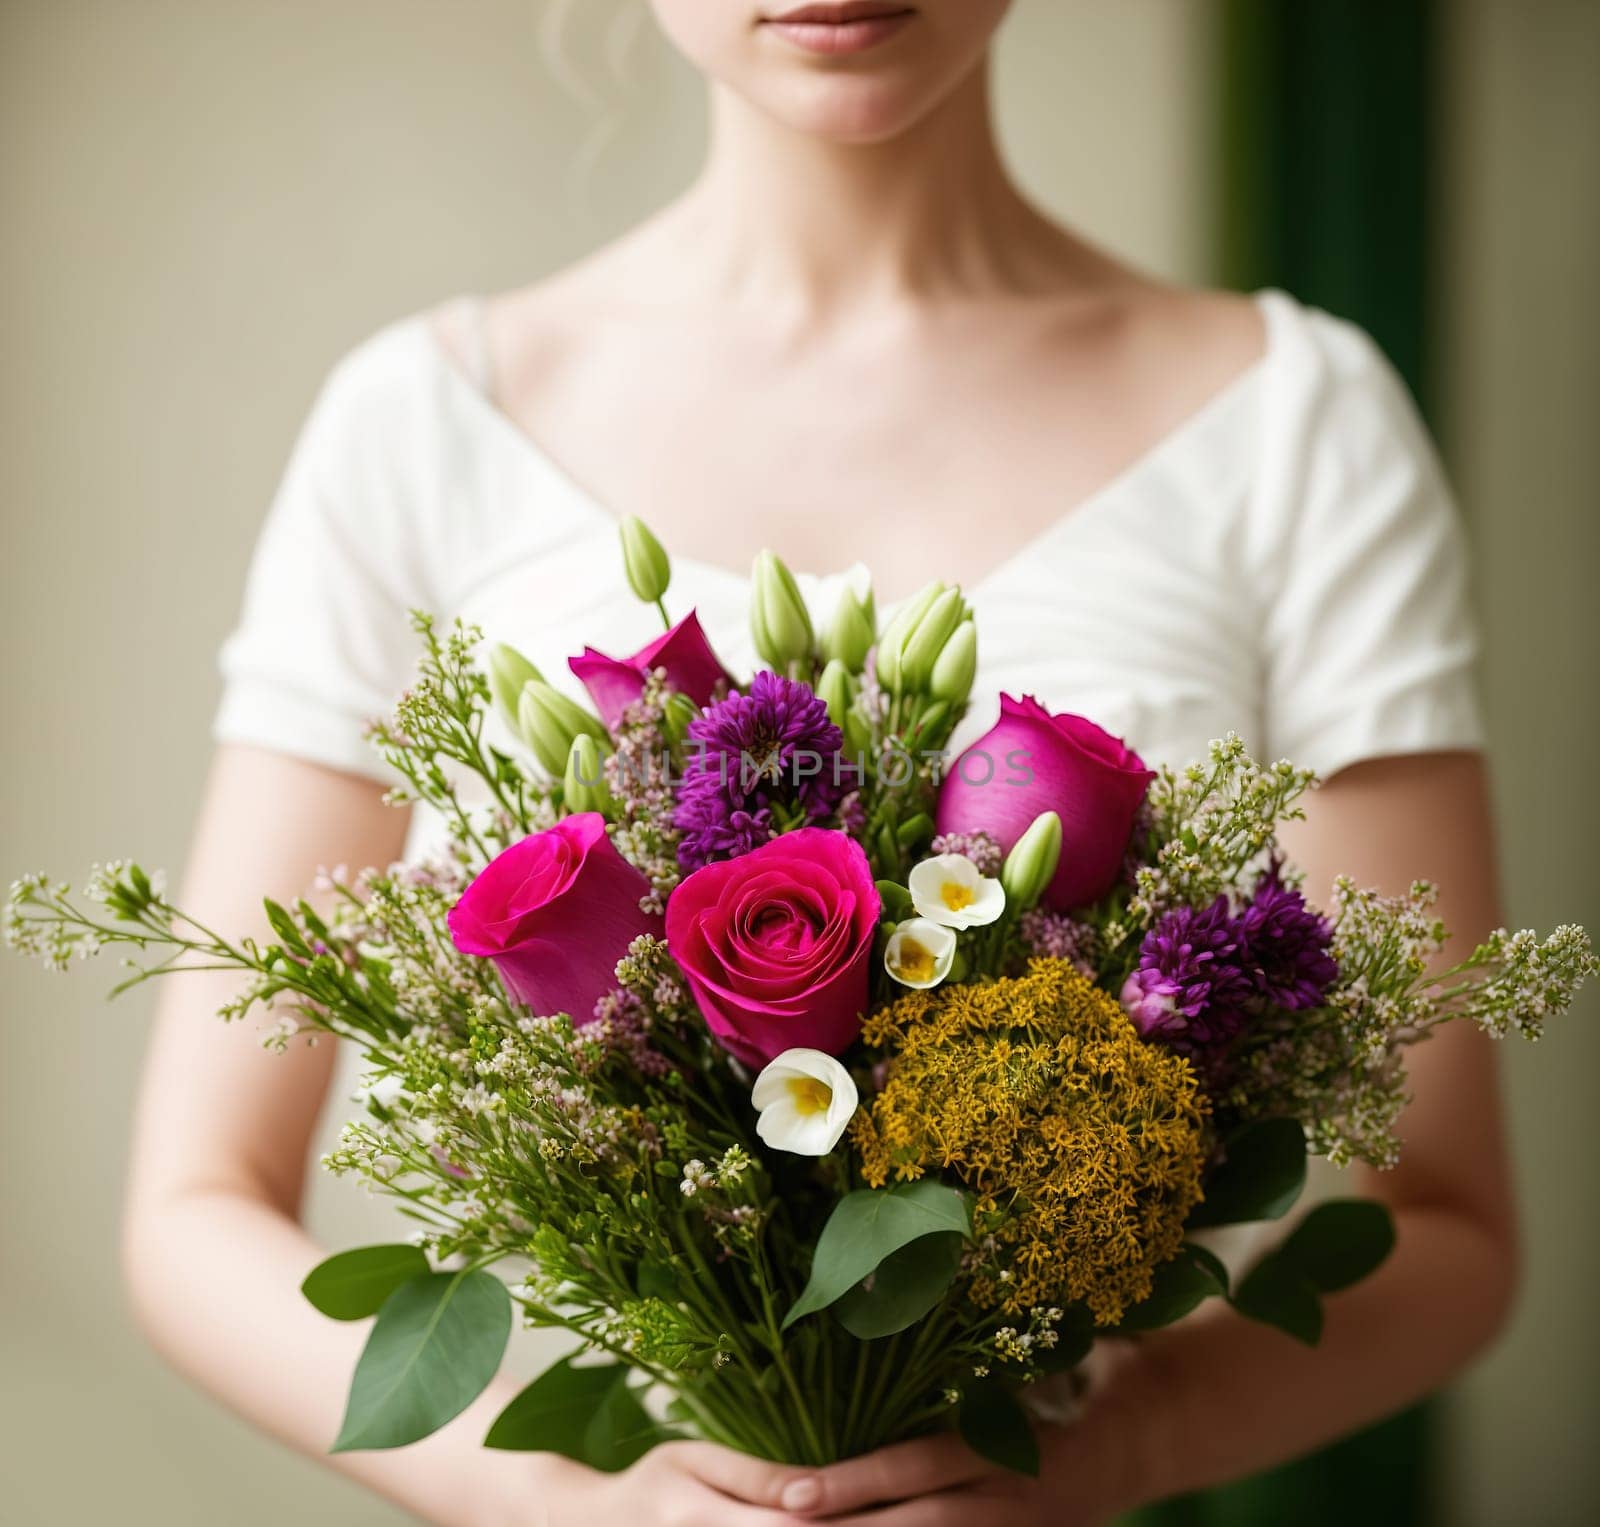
[673,671,846,871]
[1238,862,1337,1010]
[1121,897,1256,1051]
[1123,864,1339,1070]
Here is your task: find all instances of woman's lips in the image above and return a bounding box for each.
[760,4,917,56]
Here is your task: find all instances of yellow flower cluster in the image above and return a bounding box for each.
[852,959,1209,1325]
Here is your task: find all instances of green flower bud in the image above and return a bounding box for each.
[815,659,855,728]
[876,822,901,870]
[823,586,876,673]
[660,690,702,747]
[619,515,672,607]
[563,733,615,818]
[517,681,609,777]
[875,880,914,921]
[907,699,951,750]
[897,587,966,694]
[750,551,815,670]
[896,812,934,849]
[929,619,977,705]
[486,643,545,735]
[1001,811,1063,912]
[842,709,873,761]
[874,581,944,693]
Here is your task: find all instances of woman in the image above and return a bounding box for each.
[122,3,1516,1523]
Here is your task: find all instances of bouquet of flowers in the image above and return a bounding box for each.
[9,518,1593,1476]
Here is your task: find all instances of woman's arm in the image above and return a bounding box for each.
[122,744,820,1527]
[120,745,577,1524]
[1110,750,1518,1503]
[769,750,1519,1524]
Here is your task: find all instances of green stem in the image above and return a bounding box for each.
[854,1330,904,1454]
[840,1336,871,1456]
[671,1226,798,1453]
[750,1246,828,1465]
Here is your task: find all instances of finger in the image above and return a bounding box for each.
[824,1488,1017,1527]
[664,1484,796,1527]
[662,1438,813,1510]
[788,1435,994,1516]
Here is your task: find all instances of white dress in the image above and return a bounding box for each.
[212,290,1484,1252]
[215,289,1482,794]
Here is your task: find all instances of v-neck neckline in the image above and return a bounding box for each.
[423,290,1280,599]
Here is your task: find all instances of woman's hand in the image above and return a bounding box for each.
[501,1432,1115,1527]
[576,1439,824,1526]
[590,1411,1139,1527]
[762,1424,1130,1527]
[768,1434,1038,1525]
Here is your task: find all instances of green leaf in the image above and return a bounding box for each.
[302,1244,431,1322]
[1276,1199,1396,1293]
[331,1270,512,1452]
[1188,1118,1307,1228]
[296,897,333,942]
[958,1381,1039,1477]
[1183,1242,1231,1295]
[1230,1257,1323,1346]
[485,1357,671,1471]
[1226,1198,1395,1348]
[262,897,310,955]
[783,1182,971,1330]
[834,1232,963,1339]
[1116,1243,1229,1332]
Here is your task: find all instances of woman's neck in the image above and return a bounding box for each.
[667,62,1077,316]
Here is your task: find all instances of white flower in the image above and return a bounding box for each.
[751,1049,859,1156]
[908,854,1005,930]
[883,918,958,989]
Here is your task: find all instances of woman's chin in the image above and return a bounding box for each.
[756,74,952,144]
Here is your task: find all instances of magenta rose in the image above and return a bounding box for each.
[569,610,733,730]
[936,695,1155,911]
[665,827,880,1069]
[447,813,663,1020]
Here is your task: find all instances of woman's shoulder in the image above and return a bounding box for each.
[260,309,463,530]
[1093,277,1447,518]
[1252,288,1421,407]
[1034,276,1425,532]
[1245,290,1444,519]
[437,246,657,423]
[307,307,452,437]
[1113,279,1270,394]
[1099,278,1412,429]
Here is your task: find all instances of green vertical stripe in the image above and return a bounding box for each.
[1219,0,1435,408]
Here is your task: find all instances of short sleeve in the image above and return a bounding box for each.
[214,323,439,780]
[1253,297,1484,778]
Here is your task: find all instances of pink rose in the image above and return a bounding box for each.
[665,828,880,1069]
[568,611,733,730]
[936,695,1155,911]
[447,813,663,1020]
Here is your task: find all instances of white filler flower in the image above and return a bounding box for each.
[883,918,958,989]
[752,1049,859,1156]
[908,853,1006,929]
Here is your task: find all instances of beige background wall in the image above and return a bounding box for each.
[1438,4,1600,1522]
[0,2,1593,1523]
